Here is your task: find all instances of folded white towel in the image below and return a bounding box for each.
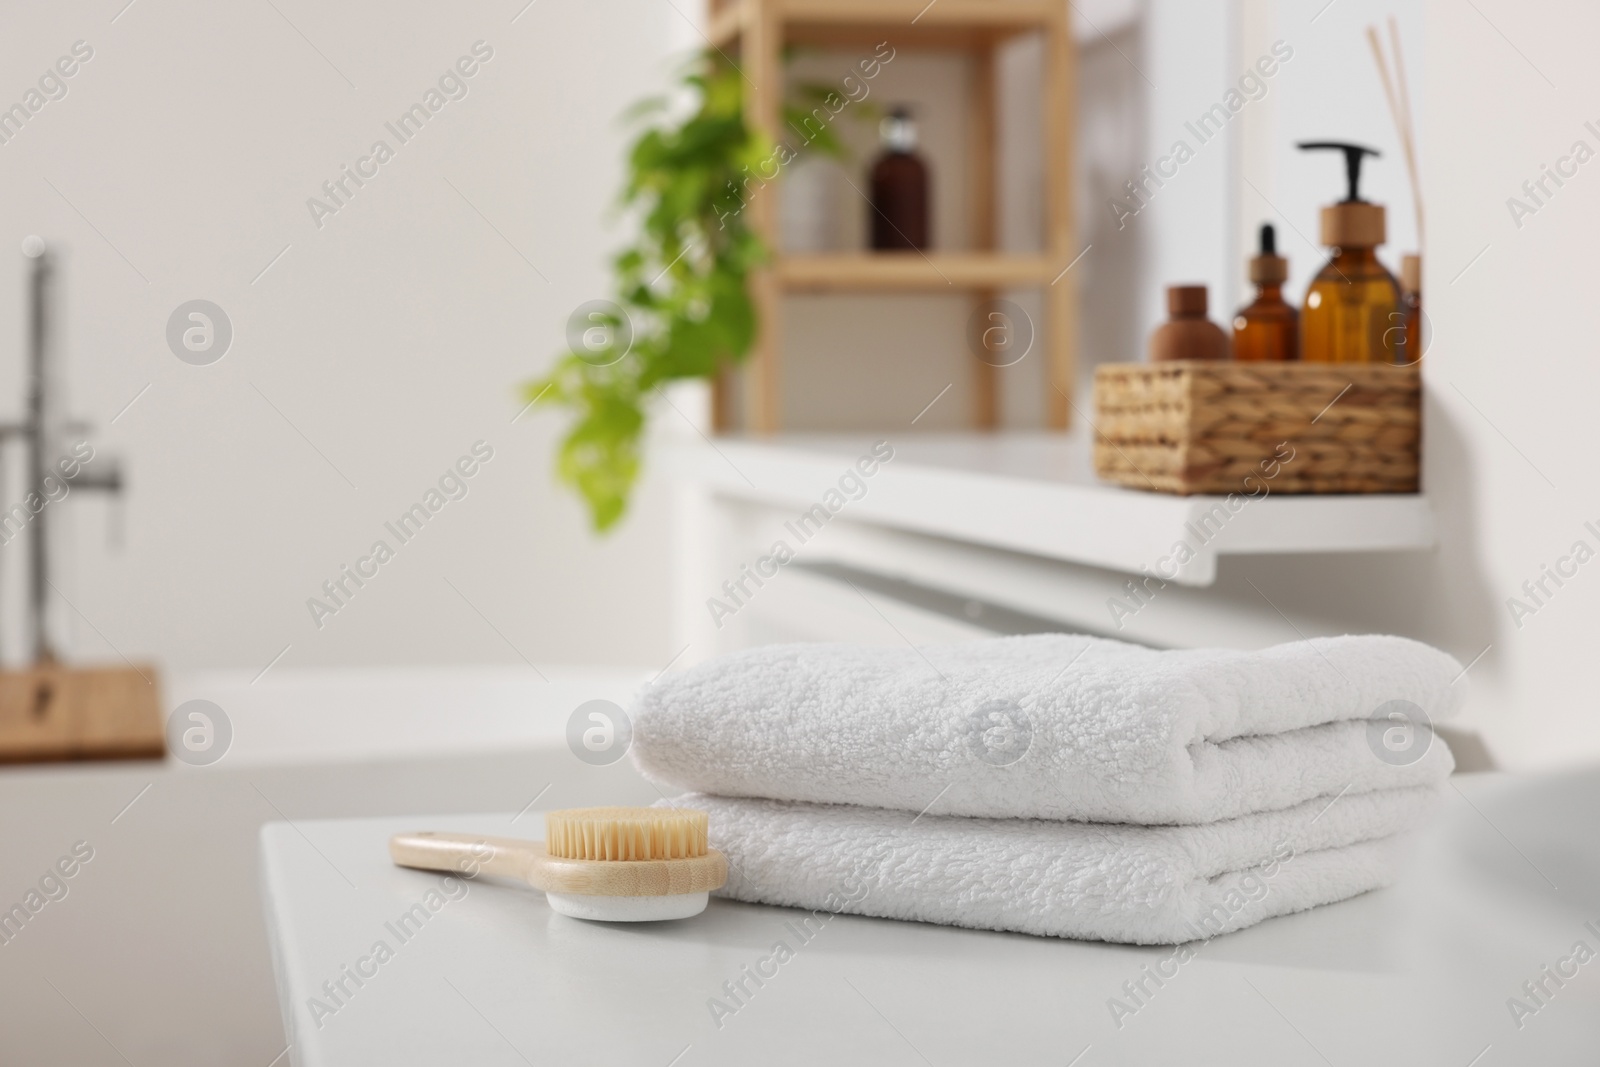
[674,785,1439,945]
[633,634,1461,824]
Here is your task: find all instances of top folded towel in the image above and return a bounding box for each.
[631,633,1463,825]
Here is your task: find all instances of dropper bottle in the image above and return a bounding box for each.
[1297,141,1402,364]
[1232,223,1298,361]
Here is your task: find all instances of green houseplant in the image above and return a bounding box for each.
[525,53,849,531]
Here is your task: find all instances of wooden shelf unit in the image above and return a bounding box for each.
[779,253,1060,291]
[708,0,1078,433]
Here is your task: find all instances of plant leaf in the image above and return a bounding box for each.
[526,52,820,530]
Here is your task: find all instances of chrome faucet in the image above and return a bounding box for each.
[5,237,125,664]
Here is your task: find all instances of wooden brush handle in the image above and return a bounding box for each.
[389,831,728,897]
[389,832,540,884]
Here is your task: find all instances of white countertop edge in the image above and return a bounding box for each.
[666,436,1436,587]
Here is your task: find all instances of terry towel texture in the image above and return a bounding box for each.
[673,786,1440,945]
[633,634,1462,825]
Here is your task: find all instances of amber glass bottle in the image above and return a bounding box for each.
[869,107,929,251]
[1233,223,1298,361]
[1299,142,1402,364]
[1397,253,1423,365]
[1302,247,1402,364]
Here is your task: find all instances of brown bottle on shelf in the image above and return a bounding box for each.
[1149,285,1232,362]
[1232,223,1299,361]
[869,107,929,251]
[1397,253,1423,364]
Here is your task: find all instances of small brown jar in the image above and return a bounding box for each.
[1149,285,1232,362]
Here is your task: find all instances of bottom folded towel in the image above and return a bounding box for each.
[669,787,1441,945]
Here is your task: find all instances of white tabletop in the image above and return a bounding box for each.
[261,771,1600,1066]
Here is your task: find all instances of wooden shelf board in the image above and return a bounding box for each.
[709,0,1052,49]
[779,253,1060,291]
[784,24,1031,49]
[707,5,744,48]
[780,0,1055,27]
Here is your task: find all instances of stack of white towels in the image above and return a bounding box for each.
[631,633,1463,945]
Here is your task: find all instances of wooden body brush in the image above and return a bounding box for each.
[389,807,727,921]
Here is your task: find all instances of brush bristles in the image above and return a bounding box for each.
[545,807,708,861]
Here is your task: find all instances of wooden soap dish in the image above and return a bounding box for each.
[0,663,164,763]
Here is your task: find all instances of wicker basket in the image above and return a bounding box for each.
[1092,362,1420,495]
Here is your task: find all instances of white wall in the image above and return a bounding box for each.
[1410,0,1600,767]
[0,0,691,673]
[1131,0,1238,331]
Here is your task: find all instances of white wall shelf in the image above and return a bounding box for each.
[668,433,1435,587]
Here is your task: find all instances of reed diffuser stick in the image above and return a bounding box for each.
[1367,22,1424,246]
[1388,17,1423,245]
